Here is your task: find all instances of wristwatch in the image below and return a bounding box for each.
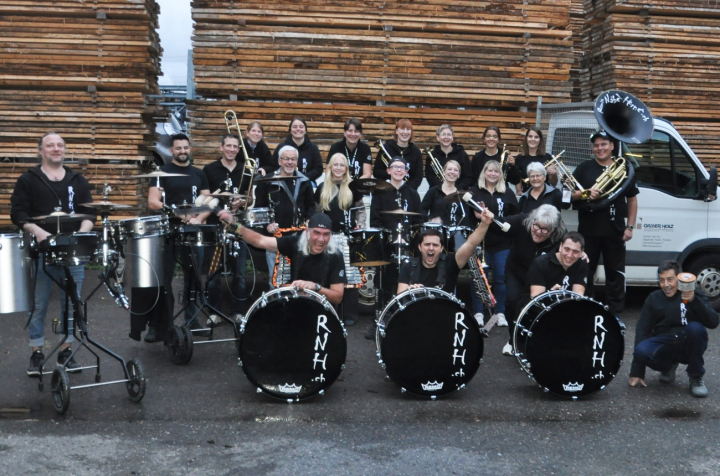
[315,283,322,292]
[626,225,634,231]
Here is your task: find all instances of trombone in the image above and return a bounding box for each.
[224,110,258,211]
[424,147,445,183]
[375,139,408,182]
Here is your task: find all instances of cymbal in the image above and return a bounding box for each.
[379,209,422,216]
[31,212,95,223]
[123,170,189,179]
[80,200,133,211]
[350,178,393,194]
[208,192,248,200]
[253,174,298,183]
[443,191,465,203]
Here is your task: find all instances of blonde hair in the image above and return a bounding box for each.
[477,160,506,194]
[320,153,354,211]
[444,159,461,174]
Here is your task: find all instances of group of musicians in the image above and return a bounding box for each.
[9,120,718,398]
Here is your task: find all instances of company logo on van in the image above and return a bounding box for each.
[640,223,674,230]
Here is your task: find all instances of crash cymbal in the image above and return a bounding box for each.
[350,178,393,194]
[31,212,95,223]
[80,200,133,211]
[379,209,422,216]
[443,190,466,203]
[253,174,299,183]
[123,170,189,179]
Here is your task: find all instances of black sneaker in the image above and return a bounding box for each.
[364,323,376,340]
[27,350,44,377]
[57,348,82,373]
[189,320,211,338]
[144,326,160,343]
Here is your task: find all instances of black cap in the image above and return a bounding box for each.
[590,130,610,142]
[307,213,333,230]
[388,156,407,168]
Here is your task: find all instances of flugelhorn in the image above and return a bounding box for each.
[375,139,408,182]
[424,148,445,183]
[224,110,258,211]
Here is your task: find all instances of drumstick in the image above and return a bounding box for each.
[461,193,511,232]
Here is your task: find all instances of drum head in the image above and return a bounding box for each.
[380,293,483,397]
[240,292,347,401]
[518,296,624,398]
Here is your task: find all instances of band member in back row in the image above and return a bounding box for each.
[243,121,274,177]
[271,117,323,184]
[629,261,719,398]
[517,162,569,214]
[505,126,554,195]
[373,119,424,190]
[424,124,473,190]
[225,213,346,305]
[255,145,315,289]
[202,133,252,324]
[326,118,373,180]
[470,126,515,185]
[397,208,494,293]
[11,132,96,376]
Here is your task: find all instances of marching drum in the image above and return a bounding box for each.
[348,228,389,267]
[241,207,274,228]
[513,290,625,398]
[37,232,99,267]
[174,224,219,247]
[446,226,472,253]
[0,234,34,314]
[376,288,483,398]
[116,216,169,288]
[238,288,347,401]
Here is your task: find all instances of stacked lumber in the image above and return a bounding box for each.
[569,0,587,101]
[578,2,720,166]
[0,1,162,228]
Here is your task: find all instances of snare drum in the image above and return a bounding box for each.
[376,288,483,398]
[174,224,219,247]
[241,207,274,228]
[348,228,389,267]
[37,232,99,266]
[513,290,625,398]
[412,222,448,255]
[116,216,169,288]
[239,288,347,401]
[0,234,34,314]
[446,226,472,253]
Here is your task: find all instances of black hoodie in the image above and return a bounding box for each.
[425,143,473,190]
[11,165,95,233]
[243,138,274,176]
[373,139,423,190]
[272,136,323,183]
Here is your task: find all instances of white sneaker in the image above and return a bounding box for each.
[206,314,221,328]
[495,313,508,327]
[502,342,514,356]
[474,313,484,327]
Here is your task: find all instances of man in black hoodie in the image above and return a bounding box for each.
[629,261,719,397]
[11,132,96,376]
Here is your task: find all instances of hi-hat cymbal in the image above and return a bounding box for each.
[124,170,189,179]
[379,209,422,216]
[350,178,393,194]
[254,174,298,183]
[31,212,95,223]
[80,200,133,211]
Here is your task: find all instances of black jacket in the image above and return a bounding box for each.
[468,185,519,252]
[11,165,95,233]
[326,139,373,180]
[425,144,473,190]
[518,183,569,214]
[504,213,561,281]
[272,136,323,182]
[244,138,274,176]
[370,183,422,230]
[254,171,315,229]
[421,185,471,227]
[470,149,502,184]
[373,140,423,190]
[506,152,553,189]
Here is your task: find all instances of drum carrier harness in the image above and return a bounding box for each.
[407,254,448,289]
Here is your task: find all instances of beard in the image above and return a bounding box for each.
[174,153,190,163]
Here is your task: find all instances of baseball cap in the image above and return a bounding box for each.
[307,213,333,230]
[388,156,407,168]
[590,130,610,142]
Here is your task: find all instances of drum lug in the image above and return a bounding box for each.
[430,395,437,400]
[400,387,406,394]
[603,305,610,311]
[543,387,550,392]
[237,358,243,367]
[256,387,263,393]
[459,384,466,390]
[318,389,324,396]
[342,330,348,338]
[286,399,293,404]
[380,363,386,370]
[341,364,346,370]
[522,330,532,337]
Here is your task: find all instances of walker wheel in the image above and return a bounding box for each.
[126,358,146,403]
[180,325,194,363]
[50,368,70,414]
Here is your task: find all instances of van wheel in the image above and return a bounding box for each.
[687,254,720,310]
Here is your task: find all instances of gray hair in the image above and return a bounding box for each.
[297,229,338,257]
[436,124,453,136]
[526,162,546,178]
[523,204,566,243]
[278,145,299,160]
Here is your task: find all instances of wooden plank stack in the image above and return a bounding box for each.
[188,0,574,164]
[578,0,720,166]
[0,1,162,228]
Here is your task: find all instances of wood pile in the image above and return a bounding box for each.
[0,1,162,229]
[578,1,720,165]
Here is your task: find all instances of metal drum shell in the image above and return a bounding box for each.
[116,215,168,239]
[446,226,472,254]
[0,233,34,314]
[240,207,274,229]
[122,234,167,288]
[348,228,390,267]
[37,232,99,267]
[174,224,220,247]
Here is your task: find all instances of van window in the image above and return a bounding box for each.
[625,130,698,198]
[550,127,596,170]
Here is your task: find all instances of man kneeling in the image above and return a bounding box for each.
[629,260,719,397]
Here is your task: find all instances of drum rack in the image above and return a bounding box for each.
[36,260,146,414]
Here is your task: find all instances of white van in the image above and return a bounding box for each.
[541,105,720,309]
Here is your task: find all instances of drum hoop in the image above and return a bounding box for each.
[242,287,340,327]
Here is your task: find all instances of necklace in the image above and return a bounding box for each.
[42,166,64,181]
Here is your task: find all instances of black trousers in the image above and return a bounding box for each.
[584,234,626,314]
[505,270,525,343]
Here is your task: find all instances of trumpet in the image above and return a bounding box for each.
[224,110,258,211]
[424,148,445,183]
[375,139,408,182]
[543,150,586,193]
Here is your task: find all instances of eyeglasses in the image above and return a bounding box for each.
[532,223,551,235]
[390,165,406,170]
[280,156,298,162]
[528,174,544,180]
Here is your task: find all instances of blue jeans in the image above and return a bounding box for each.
[633,322,709,378]
[266,250,277,290]
[207,240,248,315]
[29,258,84,347]
[472,248,509,316]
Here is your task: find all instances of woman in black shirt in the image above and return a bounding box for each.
[517,162,568,214]
[272,117,324,183]
[425,124,473,190]
[244,121,274,177]
[326,118,373,180]
[506,126,554,195]
[421,160,471,249]
[373,118,424,190]
[471,125,515,184]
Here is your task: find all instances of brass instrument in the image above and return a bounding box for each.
[375,139,408,182]
[542,150,586,193]
[224,110,259,210]
[424,148,445,183]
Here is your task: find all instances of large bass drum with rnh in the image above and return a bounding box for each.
[513,290,625,398]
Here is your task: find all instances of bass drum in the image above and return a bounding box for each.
[377,288,483,398]
[239,288,347,402]
[513,290,625,398]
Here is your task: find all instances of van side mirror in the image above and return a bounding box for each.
[705,166,717,202]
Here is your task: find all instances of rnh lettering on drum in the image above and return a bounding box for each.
[592,315,608,368]
[452,312,468,377]
[312,314,331,382]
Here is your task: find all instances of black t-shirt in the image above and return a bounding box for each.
[276,235,347,288]
[525,252,588,294]
[155,162,209,207]
[203,158,248,195]
[572,158,639,237]
[313,182,363,233]
[326,139,373,180]
[397,254,462,294]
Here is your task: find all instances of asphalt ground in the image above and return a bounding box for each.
[0,269,719,476]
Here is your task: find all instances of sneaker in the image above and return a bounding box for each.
[690,377,708,398]
[502,342,514,356]
[27,350,44,377]
[659,363,678,384]
[344,317,356,327]
[206,314,221,328]
[495,313,508,327]
[364,323,376,340]
[189,320,211,338]
[57,348,82,373]
[144,327,160,343]
[474,313,484,327]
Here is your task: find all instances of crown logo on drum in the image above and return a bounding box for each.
[421,381,444,391]
[278,383,302,394]
[562,382,584,392]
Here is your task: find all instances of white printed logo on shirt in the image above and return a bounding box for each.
[67,186,75,212]
[562,275,570,290]
[497,198,504,217]
[680,302,688,326]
